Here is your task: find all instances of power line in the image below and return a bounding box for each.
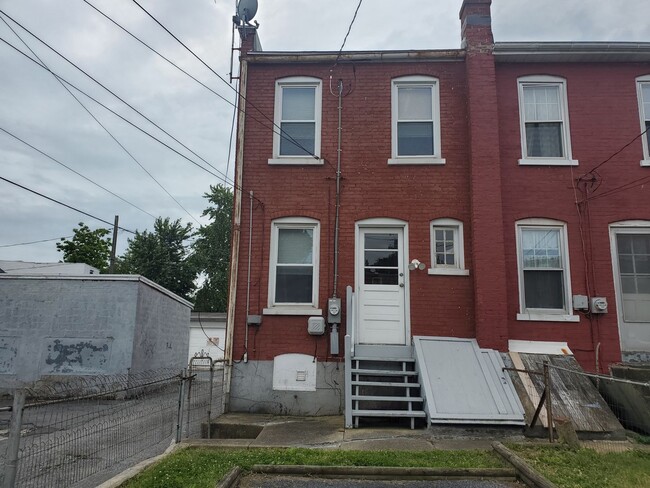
[0,35,232,212]
[0,23,201,226]
[587,173,650,202]
[225,97,237,181]
[0,175,136,233]
[582,126,650,175]
[129,0,322,163]
[0,236,73,248]
[0,9,232,188]
[83,0,318,167]
[333,0,364,67]
[0,127,157,219]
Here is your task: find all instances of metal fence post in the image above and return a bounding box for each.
[4,389,26,488]
[176,370,186,443]
[207,362,215,439]
[543,361,554,443]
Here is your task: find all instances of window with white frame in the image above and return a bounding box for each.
[517,76,577,166]
[270,77,322,165]
[389,76,444,165]
[516,219,576,321]
[428,219,469,276]
[266,217,320,313]
[636,75,650,165]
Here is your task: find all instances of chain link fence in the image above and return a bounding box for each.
[0,356,224,488]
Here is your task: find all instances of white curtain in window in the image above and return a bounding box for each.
[398,87,432,120]
[277,229,313,264]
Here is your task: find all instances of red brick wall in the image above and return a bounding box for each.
[232,60,475,361]
[231,42,650,373]
[496,63,650,371]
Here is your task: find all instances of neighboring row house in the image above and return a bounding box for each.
[223,0,650,425]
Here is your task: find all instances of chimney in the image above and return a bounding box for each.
[459,0,493,51]
[238,25,262,55]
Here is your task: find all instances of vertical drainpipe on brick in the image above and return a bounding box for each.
[460,0,509,351]
[223,25,254,413]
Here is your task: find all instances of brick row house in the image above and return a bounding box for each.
[223,0,650,424]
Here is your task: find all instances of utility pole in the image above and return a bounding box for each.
[109,215,119,273]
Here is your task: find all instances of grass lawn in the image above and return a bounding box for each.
[121,447,503,488]
[509,444,650,488]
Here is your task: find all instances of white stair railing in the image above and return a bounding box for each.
[344,285,356,428]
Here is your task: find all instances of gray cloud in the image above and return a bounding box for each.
[1,0,648,264]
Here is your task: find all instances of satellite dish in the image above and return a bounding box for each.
[236,0,258,23]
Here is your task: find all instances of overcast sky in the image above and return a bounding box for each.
[1,0,649,264]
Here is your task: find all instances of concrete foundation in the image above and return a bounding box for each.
[229,360,344,415]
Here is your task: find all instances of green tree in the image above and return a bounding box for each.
[56,222,111,272]
[191,184,233,312]
[118,217,195,300]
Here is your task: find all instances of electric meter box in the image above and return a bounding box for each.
[590,297,608,314]
[307,316,326,336]
[327,297,342,324]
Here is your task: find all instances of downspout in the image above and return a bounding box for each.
[332,79,343,298]
[244,190,253,362]
[223,56,248,412]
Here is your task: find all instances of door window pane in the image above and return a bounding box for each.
[364,232,399,285]
[365,250,398,267]
[365,233,398,250]
[365,268,398,285]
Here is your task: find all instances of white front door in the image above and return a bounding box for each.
[610,226,650,356]
[357,227,407,345]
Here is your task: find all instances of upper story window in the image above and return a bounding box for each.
[517,76,578,166]
[515,218,577,322]
[428,218,469,276]
[264,217,321,315]
[636,75,650,166]
[270,77,323,165]
[389,76,444,165]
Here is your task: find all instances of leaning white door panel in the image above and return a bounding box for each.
[413,336,525,424]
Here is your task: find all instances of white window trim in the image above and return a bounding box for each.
[517,75,578,167]
[428,218,469,276]
[389,75,445,165]
[636,75,650,166]
[264,217,320,315]
[515,218,576,322]
[270,76,324,165]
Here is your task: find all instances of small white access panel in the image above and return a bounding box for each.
[272,353,316,391]
[413,336,525,425]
